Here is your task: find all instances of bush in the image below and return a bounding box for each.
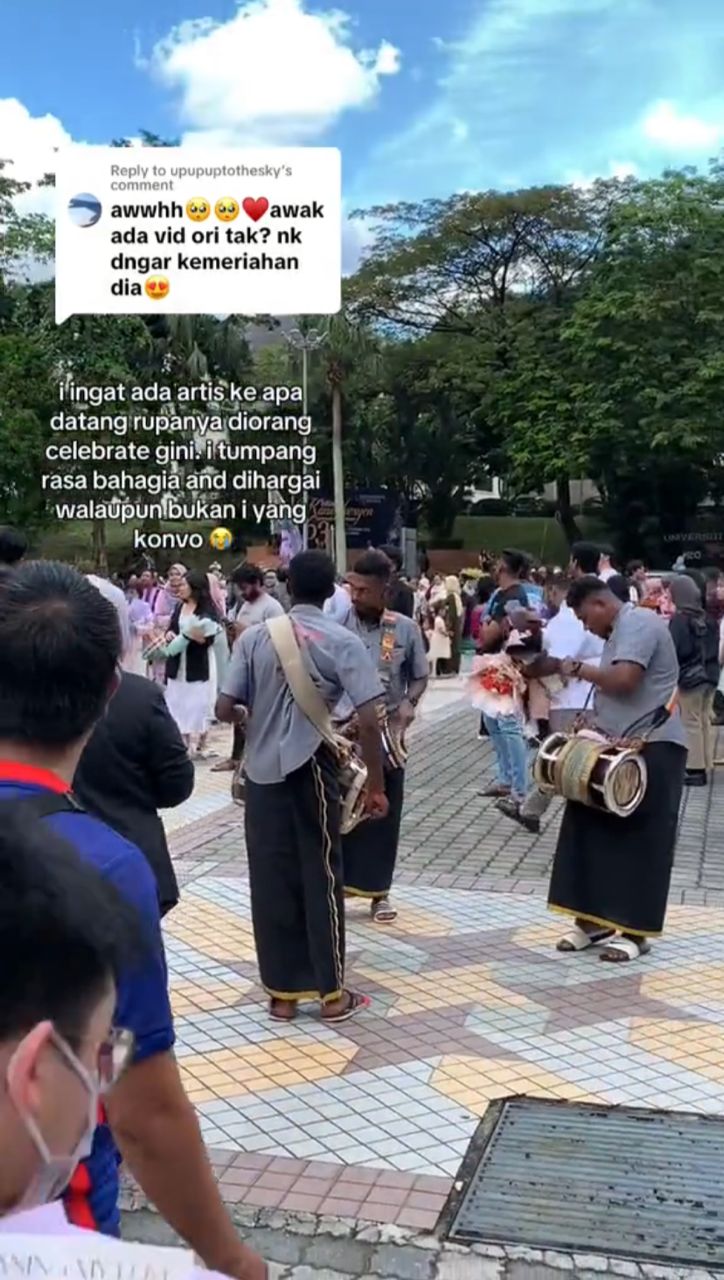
[469,498,513,516]
[512,496,557,517]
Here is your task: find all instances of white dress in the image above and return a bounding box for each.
[427,616,451,666]
[165,614,221,736]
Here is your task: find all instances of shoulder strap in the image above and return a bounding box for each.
[266,615,337,750]
[2,791,86,820]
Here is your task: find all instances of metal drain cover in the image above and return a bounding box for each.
[440,1097,724,1268]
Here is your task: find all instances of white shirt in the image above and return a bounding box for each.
[324,583,351,624]
[543,602,604,710]
[599,565,617,582]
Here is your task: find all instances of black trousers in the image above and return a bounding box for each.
[244,746,345,1003]
[342,765,405,898]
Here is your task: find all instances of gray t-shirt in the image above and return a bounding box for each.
[233,591,285,627]
[594,604,686,746]
[339,609,429,716]
[222,604,384,784]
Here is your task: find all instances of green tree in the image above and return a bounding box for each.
[563,165,724,558]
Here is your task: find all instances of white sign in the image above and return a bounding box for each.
[54,146,342,323]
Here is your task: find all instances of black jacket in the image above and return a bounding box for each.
[74,673,194,914]
[669,612,719,688]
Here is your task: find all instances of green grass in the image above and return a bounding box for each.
[36,513,612,572]
[450,515,609,563]
[34,522,254,574]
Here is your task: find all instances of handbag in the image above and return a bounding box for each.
[266,615,369,834]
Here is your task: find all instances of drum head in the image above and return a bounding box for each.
[605,755,646,816]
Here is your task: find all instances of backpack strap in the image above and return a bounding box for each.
[4,791,86,821]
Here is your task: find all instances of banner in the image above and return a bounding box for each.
[306,490,399,552]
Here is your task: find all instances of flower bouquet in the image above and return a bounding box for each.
[468,654,526,719]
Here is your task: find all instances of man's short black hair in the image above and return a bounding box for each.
[0,527,27,567]
[500,548,528,579]
[626,559,645,575]
[231,562,264,587]
[289,550,335,604]
[571,541,601,575]
[607,573,631,603]
[548,571,571,591]
[0,811,143,1047]
[380,544,402,572]
[0,561,120,746]
[352,550,392,582]
[567,574,611,610]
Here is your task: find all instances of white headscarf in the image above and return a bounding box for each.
[86,575,131,658]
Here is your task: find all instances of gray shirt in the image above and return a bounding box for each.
[222,604,384,784]
[594,604,686,747]
[339,609,429,717]
[233,591,285,627]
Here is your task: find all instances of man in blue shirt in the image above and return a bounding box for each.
[0,562,264,1280]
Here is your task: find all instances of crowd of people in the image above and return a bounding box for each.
[0,518,720,1267]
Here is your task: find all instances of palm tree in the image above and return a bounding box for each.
[321,314,379,574]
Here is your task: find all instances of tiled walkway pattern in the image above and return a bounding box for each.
[158,693,724,1229]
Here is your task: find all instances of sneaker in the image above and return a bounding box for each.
[479,783,511,798]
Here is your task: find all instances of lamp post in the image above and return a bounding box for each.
[284,325,328,551]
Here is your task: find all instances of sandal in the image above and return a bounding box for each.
[371,898,398,923]
[599,936,651,963]
[479,783,511,798]
[557,925,615,952]
[269,998,297,1022]
[321,991,370,1024]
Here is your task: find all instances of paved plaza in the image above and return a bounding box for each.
[145,686,724,1255]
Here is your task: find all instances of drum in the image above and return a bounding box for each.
[336,743,369,834]
[533,731,647,818]
[379,709,408,770]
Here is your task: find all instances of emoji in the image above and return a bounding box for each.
[144,275,170,300]
[242,196,269,222]
[186,198,210,222]
[215,198,239,222]
[209,527,233,552]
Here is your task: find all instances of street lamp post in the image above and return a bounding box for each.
[284,326,328,552]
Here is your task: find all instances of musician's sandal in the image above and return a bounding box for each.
[269,998,298,1021]
[599,935,651,963]
[371,897,398,923]
[557,924,615,952]
[322,991,371,1024]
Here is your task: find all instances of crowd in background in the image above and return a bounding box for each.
[109,536,724,798]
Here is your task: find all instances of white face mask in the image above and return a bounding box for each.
[9,1030,100,1213]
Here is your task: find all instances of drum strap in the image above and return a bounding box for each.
[378,611,399,691]
[266,615,340,753]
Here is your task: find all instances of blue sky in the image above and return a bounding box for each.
[2,0,724,243]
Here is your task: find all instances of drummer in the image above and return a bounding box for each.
[546,576,686,963]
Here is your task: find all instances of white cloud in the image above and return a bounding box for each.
[0,98,73,218]
[641,99,723,151]
[143,0,401,146]
[566,159,638,189]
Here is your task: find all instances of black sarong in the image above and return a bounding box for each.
[244,745,345,1003]
[548,740,686,937]
[343,765,405,899]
